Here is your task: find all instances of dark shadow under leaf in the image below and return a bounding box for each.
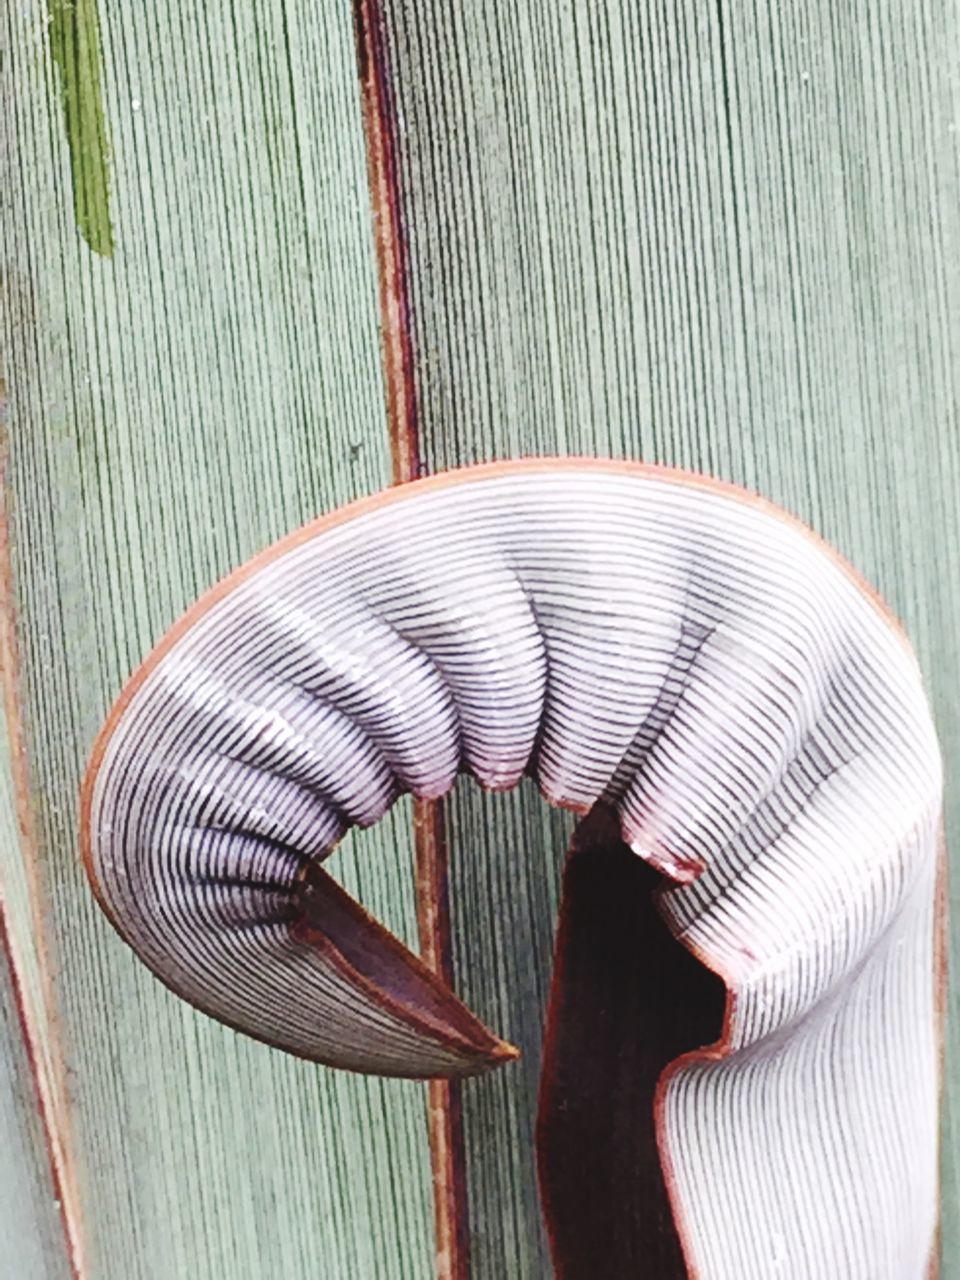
[537,804,726,1279]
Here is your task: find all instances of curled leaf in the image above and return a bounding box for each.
[81,459,942,1275]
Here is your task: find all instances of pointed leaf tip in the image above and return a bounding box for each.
[293,861,518,1077]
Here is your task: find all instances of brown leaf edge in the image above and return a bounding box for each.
[0,439,86,1276]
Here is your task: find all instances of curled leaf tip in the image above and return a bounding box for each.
[292,861,515,1076]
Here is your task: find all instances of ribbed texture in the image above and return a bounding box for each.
[86,461,941,1275]
[373,2,960,1274]
[2,1,437,1273]
[0,921,72,1280]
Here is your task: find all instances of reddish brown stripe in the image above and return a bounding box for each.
[0,910,81,1279]
[355,6,468,1273]
[0,450,85,1278]
[354,0,421,486]
[414,800,470,1280]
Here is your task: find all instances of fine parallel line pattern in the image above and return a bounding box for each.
[374,2,960,1273]
[1,1,435,1275]
[85,462,942,1279]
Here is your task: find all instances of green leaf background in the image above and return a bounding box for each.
[1,1,957,1276]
